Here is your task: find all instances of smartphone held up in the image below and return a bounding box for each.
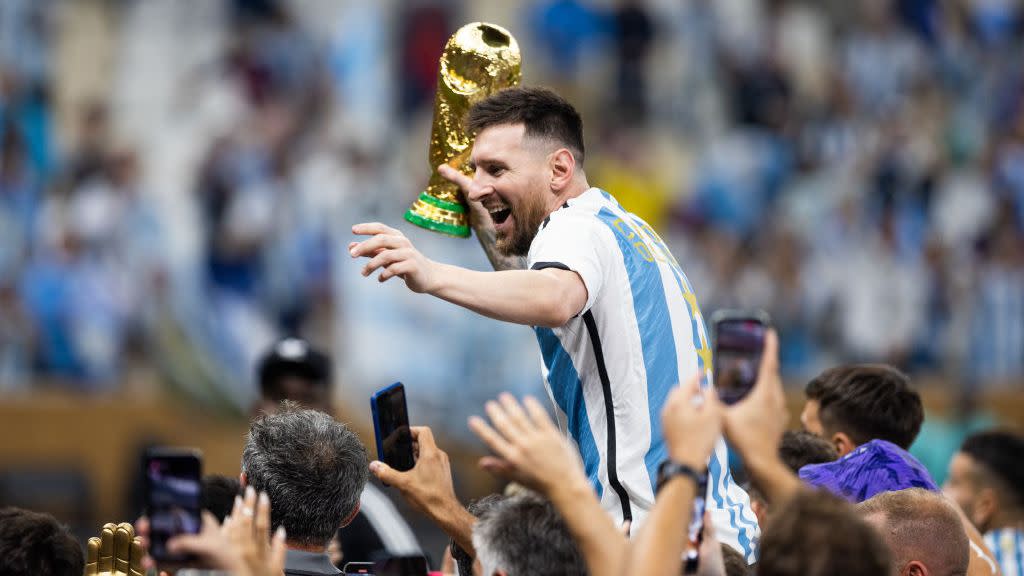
[711,310,771,405]
[143,447,203,563]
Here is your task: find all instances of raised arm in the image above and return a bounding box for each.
[349,222,587,328]
[469,394,628,576]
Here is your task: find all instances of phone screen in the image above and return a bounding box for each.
[145,449,202,561]
[683,475,709,573]
[713,316,767,405]
[372,383,415,472]
[374,555,429,576]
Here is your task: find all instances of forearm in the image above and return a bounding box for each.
[429,264,576,327]
[427,500,477,556]
[625,476,697,576]
[549,478,628,576]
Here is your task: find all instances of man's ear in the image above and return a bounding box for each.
[239,472,247,487]
[548,148,576,192]
[832,432,857,457]
[340,501,361,528]
[901,560,929,576]
[972,487,997,530]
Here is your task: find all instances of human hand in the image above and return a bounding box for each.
[662,375,723,469]
[370,427,460,518]
[350,223,440,293]
[437,164,489,230]
[721,329,787,472]
[694,511,727,576]
[166,486,286,576]
[85,522,145,576]
[468,393,589,498]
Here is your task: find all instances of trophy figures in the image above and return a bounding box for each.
[404,22,521,237]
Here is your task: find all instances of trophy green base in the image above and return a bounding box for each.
[404,192,471,238]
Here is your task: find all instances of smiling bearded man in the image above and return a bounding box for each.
[350,87,760,561]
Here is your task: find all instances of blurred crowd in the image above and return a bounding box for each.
[1,0,1023,408]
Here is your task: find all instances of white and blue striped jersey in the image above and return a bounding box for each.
[527,188,760,561]
[986,528,1024,576]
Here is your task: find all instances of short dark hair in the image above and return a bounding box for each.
[202,474,241,522]
[960,430,1024,509]
[857,488,969,576]
[721,543,751,576]
[242,401,368,547]
[758,490,891,576]
[779,430,839,473]
[472,492,587,576]
[467,87,585,164]
[0,507,83,576]
[257,338,332,405]
[805,365,923,449]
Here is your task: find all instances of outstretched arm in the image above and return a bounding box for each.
[350,222,587,328]
[469,394,628,576]
[438,164,526,272]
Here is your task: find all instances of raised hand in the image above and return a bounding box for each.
[350,222,440,292]
[661,374,724,470]
[468,393,588,497]
[85,522,145,576]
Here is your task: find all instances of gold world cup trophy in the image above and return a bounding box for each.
[404,22,521,237]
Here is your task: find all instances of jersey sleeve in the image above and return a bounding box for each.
[528,212,613,315]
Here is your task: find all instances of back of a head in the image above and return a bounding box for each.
[959,430,1024,511]
[779,430,839,473]
[805,364,923,449]
[202,474,241,522]
[0,507,83,576]
[257,337,332,412]
[242,401,368,547]
[858,488,969,576]
[757,490,891,576]
[721,543,751,576]
[472,492,587,576]
[467,87,585,165]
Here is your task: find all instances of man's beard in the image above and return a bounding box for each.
[496,191,549,257]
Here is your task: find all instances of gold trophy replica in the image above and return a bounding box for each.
[404,22,521,237]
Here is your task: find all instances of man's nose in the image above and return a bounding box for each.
[467,179,491,202]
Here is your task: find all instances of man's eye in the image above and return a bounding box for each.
[488,166,505,176]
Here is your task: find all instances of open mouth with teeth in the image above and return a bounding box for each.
[488,205,512,226]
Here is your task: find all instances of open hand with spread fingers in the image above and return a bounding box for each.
[349,222,440,293]
[469,393,589,498]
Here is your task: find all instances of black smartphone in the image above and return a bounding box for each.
[144,448,202,562]
[683,474,710,574]
[374,555,429,576]
[371,383,415,472]
[711,310,771,405]
[343,561,376,574]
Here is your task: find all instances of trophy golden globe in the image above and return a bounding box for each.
[404,22,522,237]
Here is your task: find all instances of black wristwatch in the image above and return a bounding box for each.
[656,460,707,494]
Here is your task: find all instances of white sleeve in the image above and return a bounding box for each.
[527,213,613,315]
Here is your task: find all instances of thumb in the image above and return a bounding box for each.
[437,164,473,190]
[370,460,402,486]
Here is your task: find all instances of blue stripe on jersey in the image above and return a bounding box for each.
[1016,530,1022,576]
[629,215,711,386]
[709,450,754,560]
[595,207,677,495]
[993,529,1004,568]
[535,326,603,499]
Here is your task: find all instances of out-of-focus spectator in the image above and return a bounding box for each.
[0,506,83,576]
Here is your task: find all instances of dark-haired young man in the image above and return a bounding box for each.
[801,364,924,456]
[351,87,758,559]
[944,430,1024,576]
[0,507,84,576]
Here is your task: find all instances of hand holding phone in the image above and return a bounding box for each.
[144,448,202,563]
[371,383,416,472]
[711,310,771,405]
